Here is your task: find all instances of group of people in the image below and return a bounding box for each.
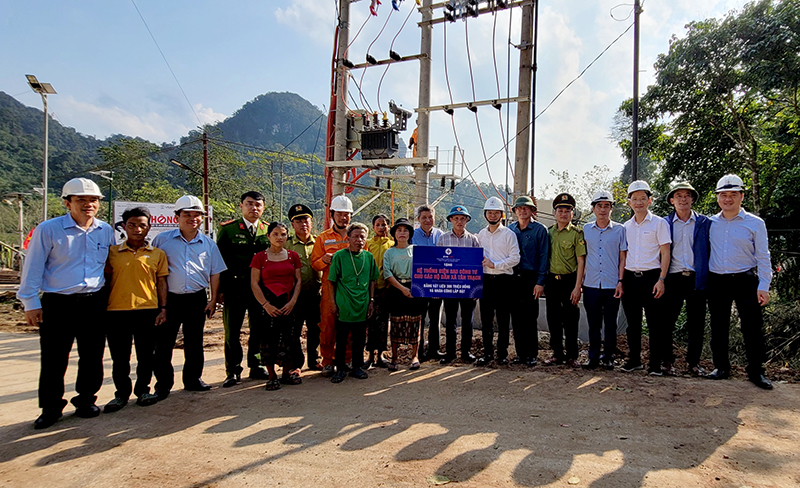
[17,171,773,430]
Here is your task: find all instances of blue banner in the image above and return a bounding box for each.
[411,246,483,298]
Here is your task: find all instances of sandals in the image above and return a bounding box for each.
[388,362,398,372]
[265,378,281,391]
[279,372,303,385]
[409,361,420,371]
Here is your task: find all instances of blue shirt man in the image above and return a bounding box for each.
[706,174,773,390]
[581,191,626,369]
[150,195,227,397]
[411,204,444,359]
[507,196,549,366]
[18,178,114,429]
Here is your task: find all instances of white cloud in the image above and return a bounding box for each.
[195,103,227,126]
[274,0,336,45]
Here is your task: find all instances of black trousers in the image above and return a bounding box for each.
[39,292,106,412]
[583,287,620,361]
[480,274,513,360]
[294,286,321,367]
[621,269,663,368]
[708,272,765,377]
[545,272,580,361]
[510,270,541,362]
[664,272,707,367]
[419,298,443,354]
[107,309,159,399]
[442,298,476,358]
[366,286,389,353]
[335,319,366,371]
[154,290,208,392]
[222,280,262,376]
[257,290,298,367]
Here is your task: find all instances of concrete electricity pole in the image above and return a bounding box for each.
[415,0,434,207]
[513,1,534,199]
[331,0,351,198]
[631,0,642,181]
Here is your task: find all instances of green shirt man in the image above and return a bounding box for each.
[329,248,379,323]
[548,222,587,274]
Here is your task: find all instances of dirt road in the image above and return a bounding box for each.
[0,329,799,488]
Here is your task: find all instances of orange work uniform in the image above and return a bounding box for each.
[311,227,351,366]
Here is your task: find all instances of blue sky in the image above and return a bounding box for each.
[1,0,748,197]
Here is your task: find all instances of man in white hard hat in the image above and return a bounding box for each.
[411,204,445,361]
[664,182,711,376]
[311,195,354,376]
[706,174,773,389]
[151,195,226,399]
[476,197,520,366]
[17,177,115,429]
[581,190,626,370]
[620,180,671,375]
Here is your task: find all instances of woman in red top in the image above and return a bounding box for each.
[251,222,302,390]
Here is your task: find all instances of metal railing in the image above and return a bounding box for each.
[0,240,24,271]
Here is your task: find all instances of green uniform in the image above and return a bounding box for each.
[329,249,379,323]
[217,217,269,376]
[286,232,322,367]
[286,234,322,290]
[548,223,586,274]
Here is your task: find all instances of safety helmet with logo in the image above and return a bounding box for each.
[61,178,104,199]
[667,182,699,203]
[330,195,354,213]
[483,196,505,212]
[715,174,745,193]
[553,193,577,210]
[591,190,614,206]
[511,195,537,211]
[627,180,652,198]
[447,205,472,222]
[174,195,206,215]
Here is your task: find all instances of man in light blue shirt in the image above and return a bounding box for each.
[581,191,626,370]
[151,195,226,398]
[17,178,114,429]
[411,204,445,360]
[706,174,773,389]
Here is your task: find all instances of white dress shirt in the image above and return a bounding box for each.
[624,211,671,272]
[477,224,520,275]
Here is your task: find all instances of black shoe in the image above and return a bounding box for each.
[648,368,664,377]
[103,397,128,413]
[350,368,369,379]
[749,374,773,390]
[184,380,212,391]
[222,373,241,388]
[136,393,159,407]
[601,359,614,370]
[74,404,101,418]
[582,359,600,369]
[475,356,491,367]
[527,358,538,367]
[249,368,269,380]
[461,352,476,363]
[511,357,525,365]
[705,369,730,380]
[497,358,509,366]
[331,371,347,383]
[374,358,388,368]
[34,411,62,430]
[440,355,456,365]
[426,351,445,361]
[620,361,644,372]
[154,389,170,401]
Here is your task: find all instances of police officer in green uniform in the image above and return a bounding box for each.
[285,203,323,371]
[542,193,586,368]
[217,191,270,387]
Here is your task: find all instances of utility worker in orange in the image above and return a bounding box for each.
[311,195,354,377]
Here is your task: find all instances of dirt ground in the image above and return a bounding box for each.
[1,299,799,487]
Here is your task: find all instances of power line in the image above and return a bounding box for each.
[130,0,202,126]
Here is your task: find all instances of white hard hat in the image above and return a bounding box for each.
[174,195,206,214]
[330,195,353,213]
[627,180,652,197]
[715,174,744,193]
[61,178,104,199]
[591,190,614,205]
[483,196,505,211]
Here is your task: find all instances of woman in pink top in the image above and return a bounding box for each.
[251,222,302,390]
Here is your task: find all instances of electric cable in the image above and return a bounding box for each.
[464,19,508,204]
[358,7,394,112]
[130,0,201,126]
[491,9,514,181]
[377,2,416,112]
[442,21,488,200]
